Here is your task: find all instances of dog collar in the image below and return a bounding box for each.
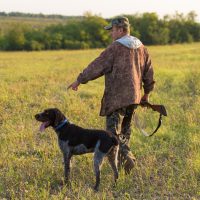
[54,119,68,131]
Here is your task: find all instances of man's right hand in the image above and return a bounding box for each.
[140,93,149,103]
[67,80,80,91]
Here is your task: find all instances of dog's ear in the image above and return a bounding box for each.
[53,108,66,126]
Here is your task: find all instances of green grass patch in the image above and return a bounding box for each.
[0,43,200,199]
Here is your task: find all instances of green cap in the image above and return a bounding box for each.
[104,16,130,30]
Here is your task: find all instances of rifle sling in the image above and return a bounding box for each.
[136,103,166,137]
[148,113,162,137]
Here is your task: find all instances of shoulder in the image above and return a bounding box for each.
[99,43,118,57]
[105,42,123,51]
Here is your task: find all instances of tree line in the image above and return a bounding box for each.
[0,11,82,19]
[0,11,200,51]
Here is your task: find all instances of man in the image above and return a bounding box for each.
[68,16,155,173]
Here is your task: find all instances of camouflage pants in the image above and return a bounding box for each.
[106,104,137,172]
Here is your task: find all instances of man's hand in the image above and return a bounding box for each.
[140,93,149,103]
[67,80,80,91]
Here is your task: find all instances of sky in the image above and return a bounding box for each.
[1,0,200,21]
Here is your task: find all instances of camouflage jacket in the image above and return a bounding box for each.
[77,35,155,116]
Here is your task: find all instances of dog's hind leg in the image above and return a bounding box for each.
[107,146,119,182]
[93,149,105,191]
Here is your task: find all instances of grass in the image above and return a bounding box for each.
[0,16,70,32]
[0,43,200,199]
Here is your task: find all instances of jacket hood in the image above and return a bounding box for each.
[116,35,142,49]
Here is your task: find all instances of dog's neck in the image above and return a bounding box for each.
[54,119,69,132]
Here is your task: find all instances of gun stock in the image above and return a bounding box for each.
[140,102,167,116]
[136,101,167,137]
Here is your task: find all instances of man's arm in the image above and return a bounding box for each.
[141,48,155,101]
[68,45,114,91]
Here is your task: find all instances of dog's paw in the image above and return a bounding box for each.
[64,179,71,186]
[93,186,99,192]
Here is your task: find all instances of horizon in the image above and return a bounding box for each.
[1,0,200,22]
[1,10,200,23]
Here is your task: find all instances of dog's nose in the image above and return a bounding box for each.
[35,114,40,119]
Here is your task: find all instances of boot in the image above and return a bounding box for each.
[118,143,136,174]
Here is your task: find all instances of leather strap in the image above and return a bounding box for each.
[134,102,167,137]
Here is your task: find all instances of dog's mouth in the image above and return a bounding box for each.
[39,121,50,132]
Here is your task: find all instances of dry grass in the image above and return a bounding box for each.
[0,43,200,199]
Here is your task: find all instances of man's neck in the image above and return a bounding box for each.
[115,33,129,41]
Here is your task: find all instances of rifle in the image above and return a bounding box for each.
[141,102,167,116]
[134,102,167,137]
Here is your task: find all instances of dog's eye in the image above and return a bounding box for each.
[44,111,49,115]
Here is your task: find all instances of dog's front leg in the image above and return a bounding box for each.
[93,151,105,191]
[63,152,72,183]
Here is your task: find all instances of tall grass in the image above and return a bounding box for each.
[0,16,68,31]
[0,43,199,199]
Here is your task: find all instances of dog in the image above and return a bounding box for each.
[35,108,119,191]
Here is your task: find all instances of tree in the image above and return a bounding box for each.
[81,15,110,48]
[134,13,169,45]
[4,26,25,50]
[168,12,195,43]
[49,33,63,49]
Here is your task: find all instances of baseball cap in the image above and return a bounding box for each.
[104,16,130,30]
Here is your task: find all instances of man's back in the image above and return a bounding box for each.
[100,40,154,115]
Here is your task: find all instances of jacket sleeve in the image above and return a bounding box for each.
[142,48,155,94]
[77,45,114,84]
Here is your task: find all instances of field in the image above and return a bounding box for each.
[0,16,73,31]
[0,43,199,199]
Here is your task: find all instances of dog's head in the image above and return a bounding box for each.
[35,108,66,131]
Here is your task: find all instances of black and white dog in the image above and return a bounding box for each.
[35,108,119,191]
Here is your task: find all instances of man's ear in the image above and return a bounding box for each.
[118,27,124,33]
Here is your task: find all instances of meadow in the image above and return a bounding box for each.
[0,16,69,31]
[0,43,199,199]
